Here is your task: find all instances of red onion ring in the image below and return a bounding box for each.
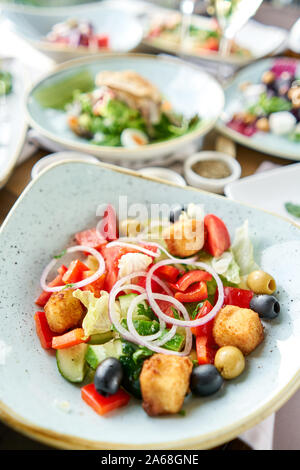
[127,292,192,356]
[106,241,161,258]
[126,292,177,344]
[146,259,224,328]
[40,245,105,293]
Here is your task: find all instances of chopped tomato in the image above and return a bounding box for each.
[98,204,119,241]
[135,275,164,294]
[174,281,207,303]
[155,265,180,283]
[191,300,215,338]
[102,246,136,292]
[203,37,219,51]
[62,259,89,284]
[96,34,109,48]
[34,311,54,349]
[204,214,231,258]
[174,270,212,292]
[81,384,130,415]
[75,227,107,252]
[222,286,254,309]
[196,335,216,365]
[52,328,89,349]
[81,271,106,297]
[35,265,67,307]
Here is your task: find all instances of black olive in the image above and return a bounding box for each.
[169,204,184,223]
[94,358,123,396]
[190,364,224,397]
[250,295,280,320]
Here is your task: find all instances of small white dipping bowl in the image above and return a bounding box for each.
[137,167,186,186]
[184,151,241,194]
[31,151,98,179]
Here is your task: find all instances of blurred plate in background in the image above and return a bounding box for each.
[0,2,143,62]
[25,53,224,163]
[0,56,28,188]
[216,57,300,161]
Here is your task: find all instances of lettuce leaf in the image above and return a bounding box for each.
[73,289,112,337]
[231,220,259,276]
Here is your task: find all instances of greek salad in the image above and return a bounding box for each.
[34,204,280,417]
[227,58,300,142]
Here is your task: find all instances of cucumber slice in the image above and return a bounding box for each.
[85,339,122,370]
[56,343,88,383]
[88,331,114,345]
[119,293,150,321]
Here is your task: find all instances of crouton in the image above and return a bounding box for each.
[163,218,204,258]
[44,289,86,334]
[213,305,264,355]
[140,354,193,416]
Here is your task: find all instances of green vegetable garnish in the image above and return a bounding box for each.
[285,202,300,219]
[53,249,67,259]
[0,70,13,96]
[248,92,292,116]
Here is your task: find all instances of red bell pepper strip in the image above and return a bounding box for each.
[96,34,109,49]
[155,265,180,283]
[81,271,106,297]
[35,265,68,307]
[174,270,212,292]
[191,300,215,338]
[62,259,89,284]
[75,227,107,252]
[97,204,119,241]
[81,384,130,416]
[34,311,54,349]
[52,328,89,349]
[196,335,216,365]
[222,286,254,309]
[174,281,207,303]
[204,214,231,258]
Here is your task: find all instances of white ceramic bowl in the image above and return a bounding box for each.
[31,151,98,179]
[184,151,241,194]
[137,167,186,186]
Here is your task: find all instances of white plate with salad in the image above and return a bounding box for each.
[216,57,300,160]
[0,160,300,449]
[0,56,29,189]
[25,53,224,162]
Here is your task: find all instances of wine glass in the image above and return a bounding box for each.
[179,0,197,52]
[215,0,264,81]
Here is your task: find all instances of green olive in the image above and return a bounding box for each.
[247,270,276,295]
[214,346,245,380]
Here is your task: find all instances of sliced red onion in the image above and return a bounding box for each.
[146,259,224,328]
[114,237,197,263]
[106,241,161,258]
[126,292,192,356]
[126,292,177,343]
[40,245,105,293]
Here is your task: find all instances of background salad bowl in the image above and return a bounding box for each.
[0,3,143,63]
[0,159,300,450]
[25,53,224,163]
[216,57,300,161]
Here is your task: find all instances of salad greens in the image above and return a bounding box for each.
[248,92,292,116]
[0,69,13,96]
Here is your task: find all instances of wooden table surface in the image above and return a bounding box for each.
[0,0,299,451]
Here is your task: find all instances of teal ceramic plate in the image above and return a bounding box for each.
[0,160,300,449]
[25,53,224,163]
[0,56,28,189]
[216,58,300,161]
[2,3,143,63]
